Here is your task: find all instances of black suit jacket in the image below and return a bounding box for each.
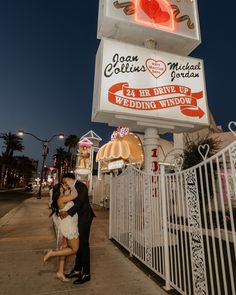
[67,180,95,224]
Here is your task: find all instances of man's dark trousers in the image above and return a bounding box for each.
[75,219,93,274]
[67,180,95,276]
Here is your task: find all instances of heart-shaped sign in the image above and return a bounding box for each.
[198,144,210,160]
[140,0,160,19]
[174,157,183,172]
[146,59,166,79]
[154,11,170,24]
[228,121,236,137]
[140,0,170,23]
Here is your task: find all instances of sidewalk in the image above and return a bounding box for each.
[0,196,170,295]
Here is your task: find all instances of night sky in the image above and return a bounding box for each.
[0,0,235,166]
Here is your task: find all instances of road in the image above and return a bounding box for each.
[0,189,34,218]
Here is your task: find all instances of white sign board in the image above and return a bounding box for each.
[108,160,125,170]
[98,0,201,55]
[92,38,209,133]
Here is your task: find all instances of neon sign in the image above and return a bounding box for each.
[111,127,130,141]
[113,0,196,32]
[135,0,175,31]
[99,1,200,56]
[113,0,175,31]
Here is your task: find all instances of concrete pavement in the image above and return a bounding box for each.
[0,195,170,295]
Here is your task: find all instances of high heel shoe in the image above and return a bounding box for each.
[43,250,53,263]
[56,272,70,282]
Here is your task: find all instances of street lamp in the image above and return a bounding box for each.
[18,130,64,198]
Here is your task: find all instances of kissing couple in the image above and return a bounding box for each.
[44,173,95,284]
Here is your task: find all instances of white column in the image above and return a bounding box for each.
[143,128,159,173]
[143,39,159,174]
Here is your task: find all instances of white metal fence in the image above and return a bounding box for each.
[110,138,236,295]
[92,174,110,207]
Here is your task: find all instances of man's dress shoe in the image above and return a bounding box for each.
[73,274,91,284]
[65,270,82,279]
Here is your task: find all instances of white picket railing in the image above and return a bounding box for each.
[109,137,236,295]
[92,174,110,207]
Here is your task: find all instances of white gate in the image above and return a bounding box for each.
[110,138,236,295]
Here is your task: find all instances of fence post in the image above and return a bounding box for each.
[109,173,113,239]
[160,164,171,291]
[128,167,134,256]
[184,168,208,295]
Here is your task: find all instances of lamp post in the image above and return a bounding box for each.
[18,130,64,198]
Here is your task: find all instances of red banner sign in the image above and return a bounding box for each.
[108,82,205,118]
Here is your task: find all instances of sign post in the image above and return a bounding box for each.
[92,1,208,290]
[143,38,159,174]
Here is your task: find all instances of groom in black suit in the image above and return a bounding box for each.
[59,173,95,284]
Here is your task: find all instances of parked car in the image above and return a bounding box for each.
[25,183,33,192]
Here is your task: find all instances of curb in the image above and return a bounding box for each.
[0,201,26,227]
[0,188,25,193]
[0,195,50,228]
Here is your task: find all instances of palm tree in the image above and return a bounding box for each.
[53,147,70,182]
[64,134,79,171]
[9,156,37,188]
[1,132,24,157]
[16,156,37,182]
[0,132,24,187]
[65,134,79,152]
[182,134,220,170]
[0,155,3,188]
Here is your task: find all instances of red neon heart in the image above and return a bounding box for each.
[140,0,160,19]
[146,59,166,79]
[154,11,170,24]
[140,0,170,24]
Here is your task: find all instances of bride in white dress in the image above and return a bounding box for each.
[44,184,79,282]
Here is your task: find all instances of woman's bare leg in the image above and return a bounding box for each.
[57,238,68,277]
[67,238,79,254]
[44,237,79,262]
